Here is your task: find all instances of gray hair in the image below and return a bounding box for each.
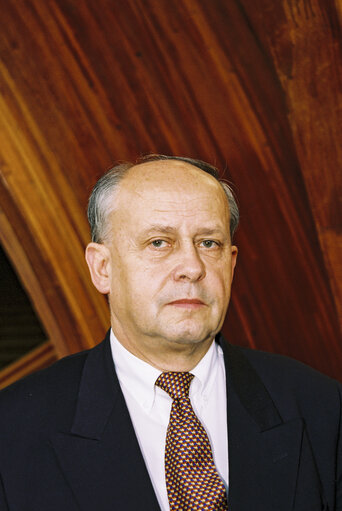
[87,155,239,243]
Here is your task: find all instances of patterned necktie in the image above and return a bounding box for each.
[155,371,228,510]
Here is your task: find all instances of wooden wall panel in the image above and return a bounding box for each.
[0,0,341,380]
[0,341,57,390]
[237,0,342,327]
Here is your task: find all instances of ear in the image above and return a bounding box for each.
[85,242,111,294]
[230,245,238,282]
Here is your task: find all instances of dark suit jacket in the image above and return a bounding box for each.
[0,331,341,510]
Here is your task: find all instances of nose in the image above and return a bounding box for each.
[173,242,206,282]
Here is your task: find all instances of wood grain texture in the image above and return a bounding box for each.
[0,341,57,390]
[0,0,341,380]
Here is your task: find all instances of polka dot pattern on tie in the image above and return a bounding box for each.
[155,371,228,510]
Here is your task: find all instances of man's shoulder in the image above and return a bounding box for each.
[0,343,98,426]
[230,343,342,414]
[237,343,340,383]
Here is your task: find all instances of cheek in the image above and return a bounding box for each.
[209,267,232,301]
[116,260,158,302]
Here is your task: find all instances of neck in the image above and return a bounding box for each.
[112,328,214,372]
[144,341,213,372]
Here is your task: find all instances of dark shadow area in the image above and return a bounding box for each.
[0,245,47,370]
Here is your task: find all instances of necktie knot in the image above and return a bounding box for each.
[155,371,194,400]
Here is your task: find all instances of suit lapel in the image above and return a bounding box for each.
[50,331,326,510]
[220,338,325,511]
[50,332,160,511]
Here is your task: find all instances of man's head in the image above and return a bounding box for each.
[85,156,238,369]
[87,155,239,244]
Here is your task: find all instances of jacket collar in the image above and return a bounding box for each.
[51,330,161,510]
[51,331,325,511]
[219,335,325,510]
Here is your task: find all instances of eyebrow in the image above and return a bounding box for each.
[140,224,226,237]
[140,225,177,237]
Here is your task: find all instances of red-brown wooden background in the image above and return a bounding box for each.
[0,0,341,385]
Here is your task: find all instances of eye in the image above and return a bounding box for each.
[200,239,219,249]
[150,239,168,248]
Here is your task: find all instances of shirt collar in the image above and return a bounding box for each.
[110,329,221,412]
[110,330,161,412]
[190,336,221,398]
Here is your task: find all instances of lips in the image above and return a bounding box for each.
[169,299,204,304]
[167,298,206,308]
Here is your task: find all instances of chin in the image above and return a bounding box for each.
[165,328,215,345]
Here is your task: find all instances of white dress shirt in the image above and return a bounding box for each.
[110,330,229,511]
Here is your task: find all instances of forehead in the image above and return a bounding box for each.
[119,160,225,201]
[111,160,229,227]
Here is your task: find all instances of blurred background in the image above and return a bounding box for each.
[0,0,341,388]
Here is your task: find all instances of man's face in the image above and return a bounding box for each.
[102,161,237,356]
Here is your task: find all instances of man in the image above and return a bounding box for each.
[0,155,341,510]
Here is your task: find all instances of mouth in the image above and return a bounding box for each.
[167,299,206,309]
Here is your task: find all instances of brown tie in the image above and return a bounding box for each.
[155,371,228,510]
